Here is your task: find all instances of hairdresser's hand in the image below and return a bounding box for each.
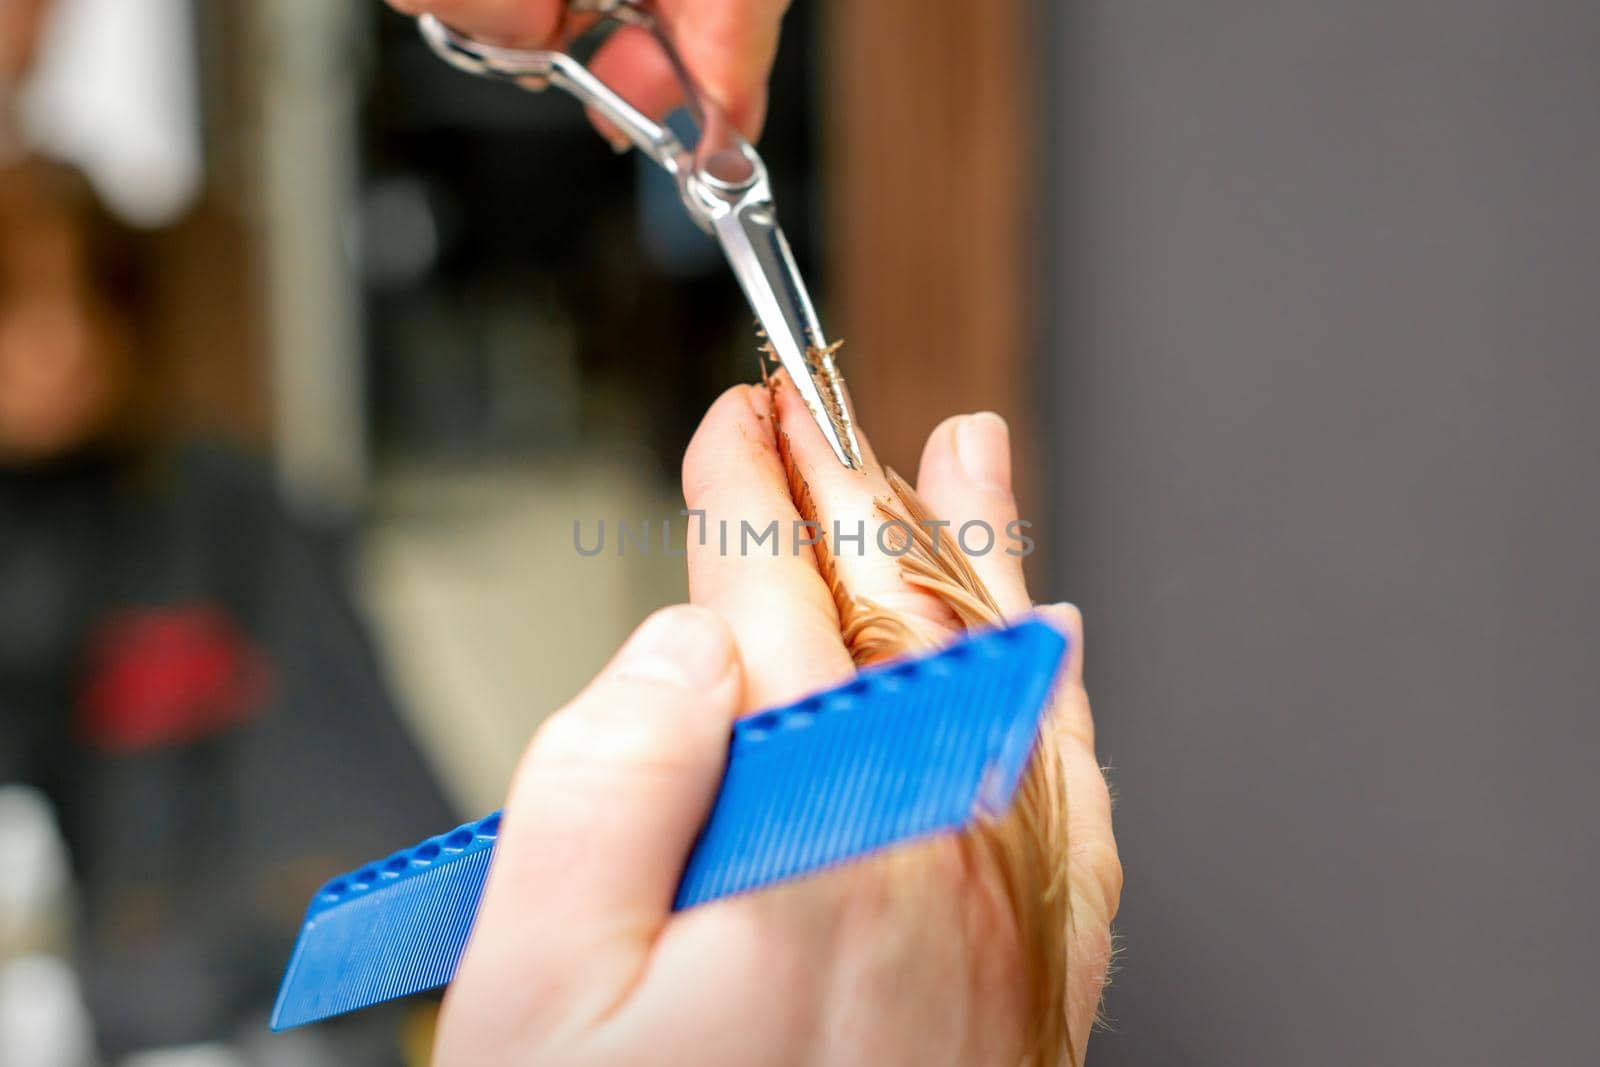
[385,0,789,143]
[434,598,1034,1065]
[677,386,1121,1058]
[435,391,1118,1065]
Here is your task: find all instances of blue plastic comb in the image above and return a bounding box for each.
[271,617,1066,1031]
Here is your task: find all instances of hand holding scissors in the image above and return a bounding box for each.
[387,0,789,145]
[400,0,863,470]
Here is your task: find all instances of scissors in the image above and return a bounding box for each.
[416,1,864,470]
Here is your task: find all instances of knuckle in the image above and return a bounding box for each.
[527,700,672,778]
[1053,701,1096,752]
[1055,602,1085,641]
[1070,835,1125,926]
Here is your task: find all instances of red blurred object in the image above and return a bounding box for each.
[75,604,270,752]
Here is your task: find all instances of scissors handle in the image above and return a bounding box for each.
[418,4,757,196]
[415,3,864,470]
[583,0,758,189]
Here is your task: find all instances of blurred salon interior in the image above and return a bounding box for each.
[1,1,1597,1065]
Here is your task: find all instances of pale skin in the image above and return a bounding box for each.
[434,387,1121,1065]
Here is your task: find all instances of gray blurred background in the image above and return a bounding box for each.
[1049,2,1600,1064]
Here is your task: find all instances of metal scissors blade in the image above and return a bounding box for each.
[416,4,864,470]
[709,191,861,469]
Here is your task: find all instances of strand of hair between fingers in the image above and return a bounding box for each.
[767,371,1077,1067]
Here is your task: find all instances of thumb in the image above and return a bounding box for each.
[450,605,743,1028]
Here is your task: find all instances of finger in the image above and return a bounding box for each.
[584,24,687,151]
[447,605,743,1033]
[683,384,855,709]
[1056,601,1086,686]
[585,0,785,144]
[1031,602,1120,1054]
[665,0,786,140]
[386,0,562,47]
[1036,602,1089,742]
[768,372,961,642]
[1035,601,1120,922]
[914,412,1033,617]
[1062,729,1120,1058]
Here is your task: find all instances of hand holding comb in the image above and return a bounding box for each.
[271,618,1067,1032]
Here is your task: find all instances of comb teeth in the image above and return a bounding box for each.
[271,816,501,1031]
[674,620,1063,907]
[271,618,1066,1031]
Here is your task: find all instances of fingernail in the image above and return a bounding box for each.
[1045,601,1084,641]
[613,606,733,690]
[608,134,633,155]
[955,412,1012,492]
[1045,601,1086,680]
